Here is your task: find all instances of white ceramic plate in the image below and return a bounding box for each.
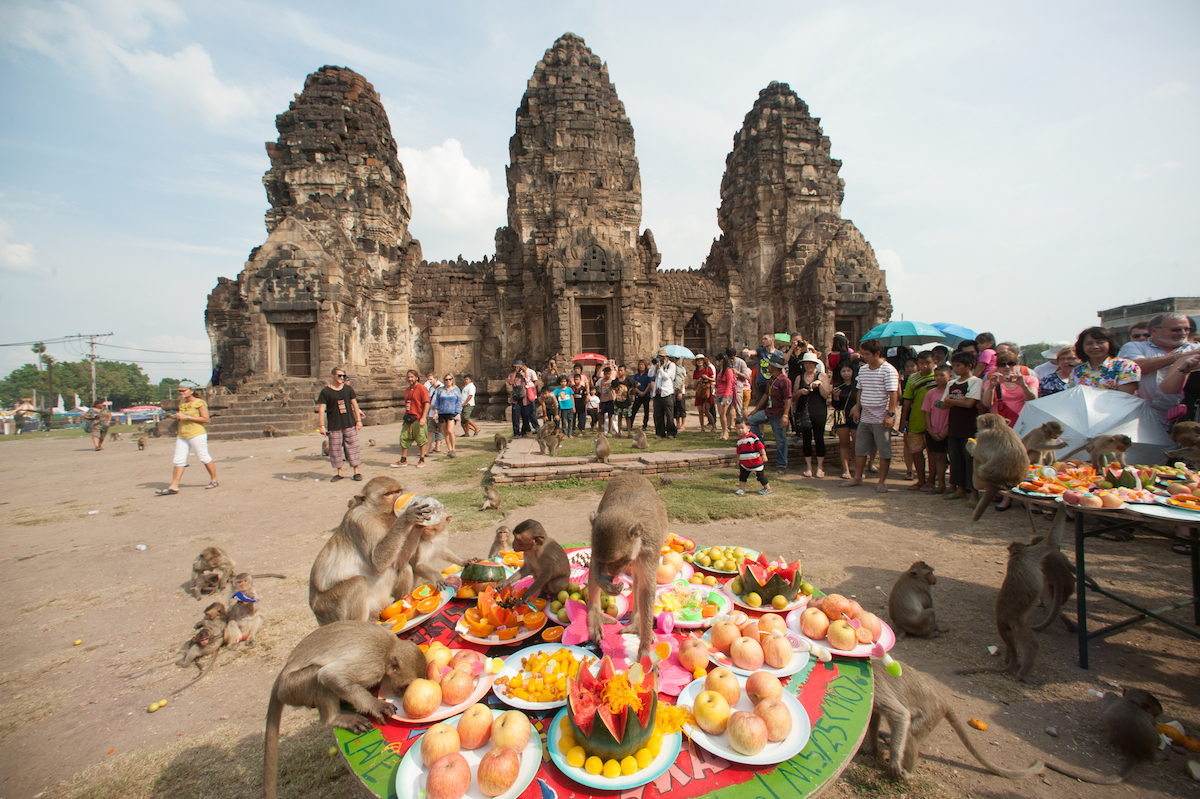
[394,582,458,635]
[387,658,495,724]
[723,578,811,613]
[546,706,682,790]
[1156,495,1200,514]
[792,617,896,658]
[677,674,811,766]
[491,644,597,711]
[394,708,542,799]
[700,629,811,678]
[692,546,760,575]
[455,615,547,647]
[653,579,730,628]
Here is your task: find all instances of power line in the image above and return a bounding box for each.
[97,343,211,355]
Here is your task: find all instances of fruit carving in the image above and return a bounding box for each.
[460,561,508,584]
[461,585,544,640]
[738,554,804,604]
[566,655,658,761]
[1102,465,1139,489]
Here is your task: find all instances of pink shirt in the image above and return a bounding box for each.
[715,365,737,398]
[988,373,1039,425]
[921,386,950,433]
[977,348,997,377]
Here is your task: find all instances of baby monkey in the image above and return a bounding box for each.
[1061,434,1133,470]
[487,526,513,560]
[497,520,570,601]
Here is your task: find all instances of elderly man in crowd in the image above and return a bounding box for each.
[1118,312,1199,430]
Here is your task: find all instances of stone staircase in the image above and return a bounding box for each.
[205,382,321,441]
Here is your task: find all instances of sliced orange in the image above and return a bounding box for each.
[464,607,482,625]
[855,627,873,644]
[530,597,547,611]
[466,619,495,638]
[523,611,546,630]
[379,599,407,621]
[496,625,520,640]
[455,585,477,600]
[390,613,410,632]
[542,626,564,642]
[415,596,440,615]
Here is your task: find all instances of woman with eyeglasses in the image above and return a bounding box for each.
[435,373,464,458]
[1070,327,1140,395]
[317,366,363,481]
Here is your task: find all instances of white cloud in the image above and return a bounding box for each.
[0,217,38,272]
[114,43,256,127]
[397,139,506,260]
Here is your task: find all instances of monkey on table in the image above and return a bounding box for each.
[263,621,426,799]
[957,507,1067,682]
[587,472,668,659]
[888,561,945,638]
[398,498,466,592]
[1059,434,1133,470]
[1021,421,1068,465]
[864,659,1043,780]
[309,477,434,625]
[497,520,570,601]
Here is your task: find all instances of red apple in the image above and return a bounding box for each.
[825,619,858,651]
[426,644,453,671]
[845,600,863,619]
[403,678,443,719]
[758,613,787,637]
[491,709,532,751]
[799,607,830,640]
[710,620,740,654]
[477,746,521,797]
[1061,489,1083,506]
[754,697,792,742]
[678,637,710,672]
[456,703,493,750]
[693,689,731,735]
[420,722,460,767]
[726,710,768,755]
[704,666,741,707]
[427,661,447,681]
[440,667,475,706]
[821,594,851,621]
[449,649,483,669]
[856,611,883,642]
[425,752,470,799]
[745,671,783,704]
[730,636,765,671]
[761,633,792,669]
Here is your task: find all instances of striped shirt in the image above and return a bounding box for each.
[855,361,900,424]
[737,433,766,470]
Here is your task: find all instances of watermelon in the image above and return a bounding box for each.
[566,655,657,761]
[1103,466,1138,489]
[460,561,506,583]
[740,557,803,602]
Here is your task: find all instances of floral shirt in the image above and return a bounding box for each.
[1038,371,1070,397]
[1070,357,1140,390]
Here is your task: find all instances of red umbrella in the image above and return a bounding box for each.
[572,353,607,366]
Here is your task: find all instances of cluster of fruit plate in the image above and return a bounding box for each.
[797,594,885,651]
[419,705,533,799]
[706,613,795,669]
[376,583,442,632]
[461,586,546,640]
[494,648,594,704]
[547,581,621,623]
[404,643,496,717]
[686,545,751,572]
[690,667,793,756]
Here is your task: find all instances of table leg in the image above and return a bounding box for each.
[1075,511,1088,669]
[1191,525,1199,626]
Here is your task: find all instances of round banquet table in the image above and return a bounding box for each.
[333,598,874,799]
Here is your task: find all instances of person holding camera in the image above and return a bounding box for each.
[648,352,677,438]
[982,350,1039,427]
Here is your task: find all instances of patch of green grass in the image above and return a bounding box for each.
[554,427,734,457]
[838,762,946,798]
[0,423,138,442]
[442,477,605,531]
[655,469,819,523]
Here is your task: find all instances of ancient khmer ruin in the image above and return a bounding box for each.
[204,32,890,433]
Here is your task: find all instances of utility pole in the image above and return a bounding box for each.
[65,333,112,405]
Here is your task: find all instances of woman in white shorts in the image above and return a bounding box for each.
[156,381,218,495]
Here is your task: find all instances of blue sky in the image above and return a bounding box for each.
[1,0,1197,383]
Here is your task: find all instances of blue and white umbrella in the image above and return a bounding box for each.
[660,344,696,359]
[930,323,976,348]
[860,321,946,347]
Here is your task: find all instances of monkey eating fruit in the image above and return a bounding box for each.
[1021,421,1067,466]
[498,520,570,600]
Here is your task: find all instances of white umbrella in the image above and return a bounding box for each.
[1013,385,1174,466]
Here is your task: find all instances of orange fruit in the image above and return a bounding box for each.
[411,584,436,600]
[379,599,407,621]
[455,585,477,600]
[390,613,409,632]
[855,626,873,643]
[542,626,564,642]
[466,619,495,638]
[523,611,546,630]
[497,625,520,640]
[464,608,482,625]
[416,596,440,615]
[530,597,547,611]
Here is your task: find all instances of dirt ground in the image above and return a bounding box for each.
[1,420,1198,799]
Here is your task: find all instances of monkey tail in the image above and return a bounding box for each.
[946,710,1044,778]
[1029,599,1060,633]
[263,680,285,799]
[1045,757,1134,784]
[171,648,222,696]
[971,487,998,522]
[252,573,287,580]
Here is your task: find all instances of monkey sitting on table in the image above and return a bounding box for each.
[1059,434,1133,470]
[398,497,466,593]
[263,621,426,799]
[497,520,570,601]
[587,472,668,660]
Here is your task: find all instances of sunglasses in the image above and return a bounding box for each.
[335,373,347,378]
[1129,334,1148,340]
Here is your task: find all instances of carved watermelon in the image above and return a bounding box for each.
[460,561,506,583]
[566,655,657,761]
[1103,466,1138,489]
[740,556,803,601]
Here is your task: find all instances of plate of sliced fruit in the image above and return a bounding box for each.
[377,580,459,635]
[456,585,548,646]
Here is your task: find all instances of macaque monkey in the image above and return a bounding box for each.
[170,602,231,695]
[970,413,1030,522]
[545,429,566,457]
[109,432,122,442]
[322,439,330,457]
[1060,434,1133,470]
[264,425,279,438]
[594,431,611,464]
[587,473,668,660]
[864,659,1044,780]
[494,433,508,452]
[401,508,464,592]
[487,526,513,559]
[368,438,377,447]
[888,562,944,638]
[1021,421,1067,465]
[957,508,1066,682]
[224,573,263,650]
[536,421,555,454]
[1046,688,1163,784]
[1166,421,1200,461]
[498,520,570,600]
[480,484,501,511]
[263,621,427,799]
[137,438,146,450]
[191,546,235,599]
[631,429,648,450]
[308,477,434,625]
[1029,536,1076,633]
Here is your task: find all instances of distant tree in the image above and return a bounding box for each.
[2,360,154,411]
[1021,342,1050,369]
[153,378,182,401]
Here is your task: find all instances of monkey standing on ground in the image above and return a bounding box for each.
[1045,688,1163,784]
[308,477,434,625]
[594,431,611,464]
[401,500,465,591]
[109,432,122,442]
[224,573,263,650]
[498,520,570,600]
[368,438,377,447]
[970,413,1030,522]
[545,429,566,457]
[263,621,426,799]
[888,562,944,638]
[1021,421,1067,465]
[587,472,668,659]
[137,437,146,450]
[1029,535,1076,633]
[487,526,513,560]
[494,433,508,452]
[480,483,501,511]
[957,507,1067,682]
[1059,434,1133,470]
[631,429,648,450]
[191,546,235,599]
[864,659,1044,780]
[322,439,330,457]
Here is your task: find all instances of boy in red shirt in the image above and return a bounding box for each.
[734,421,772,496]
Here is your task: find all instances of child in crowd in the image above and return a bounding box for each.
[538,387,558,431]
[941,352,982,502]
[901,351,936,490]
[900,357,920,479]
[920,364,952,493]
[586,387,600,430]
[553,376,576,437]
[571,374,587,436]
[597,366,615,435]
[734,421,771,496]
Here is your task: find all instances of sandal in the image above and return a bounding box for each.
[204,481,219,489]
[1100,530,1135,542]
[353,473,363,481]
[155,488,179,496]
[330,475,343,482]
[1172,542,1193,555]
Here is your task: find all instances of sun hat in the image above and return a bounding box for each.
[800,353,820,364]
[1040,341,1071,360]
[767,351,787,369]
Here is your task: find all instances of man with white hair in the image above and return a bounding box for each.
[1118,312,1200,429]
